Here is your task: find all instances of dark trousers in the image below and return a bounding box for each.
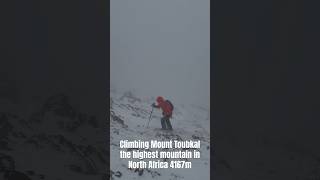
[161,116,172,130]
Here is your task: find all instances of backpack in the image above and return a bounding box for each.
[166,100,174,111]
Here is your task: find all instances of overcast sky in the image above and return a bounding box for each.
[111,0,210,108]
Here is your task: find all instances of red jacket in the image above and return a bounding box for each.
[155,96,173,117]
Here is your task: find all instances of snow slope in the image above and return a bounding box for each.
[110,91,210,180]
[0,93,109,180]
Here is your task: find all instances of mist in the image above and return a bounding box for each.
[110,0,210,109]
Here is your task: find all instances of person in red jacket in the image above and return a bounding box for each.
[152,96,173,130]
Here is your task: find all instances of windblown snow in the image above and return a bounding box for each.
[110,91,210,180]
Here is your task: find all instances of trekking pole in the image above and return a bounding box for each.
[147,107,154,128]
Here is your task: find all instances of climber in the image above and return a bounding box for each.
[152,96,174,130]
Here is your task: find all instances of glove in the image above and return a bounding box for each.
[151,103,156,107]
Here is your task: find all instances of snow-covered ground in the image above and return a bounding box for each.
[110,91,210,180]
[0,90,210,180]
[0,93,109,180]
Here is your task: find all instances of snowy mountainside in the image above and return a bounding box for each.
[0,93,108,180]
[110,91,210,180]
